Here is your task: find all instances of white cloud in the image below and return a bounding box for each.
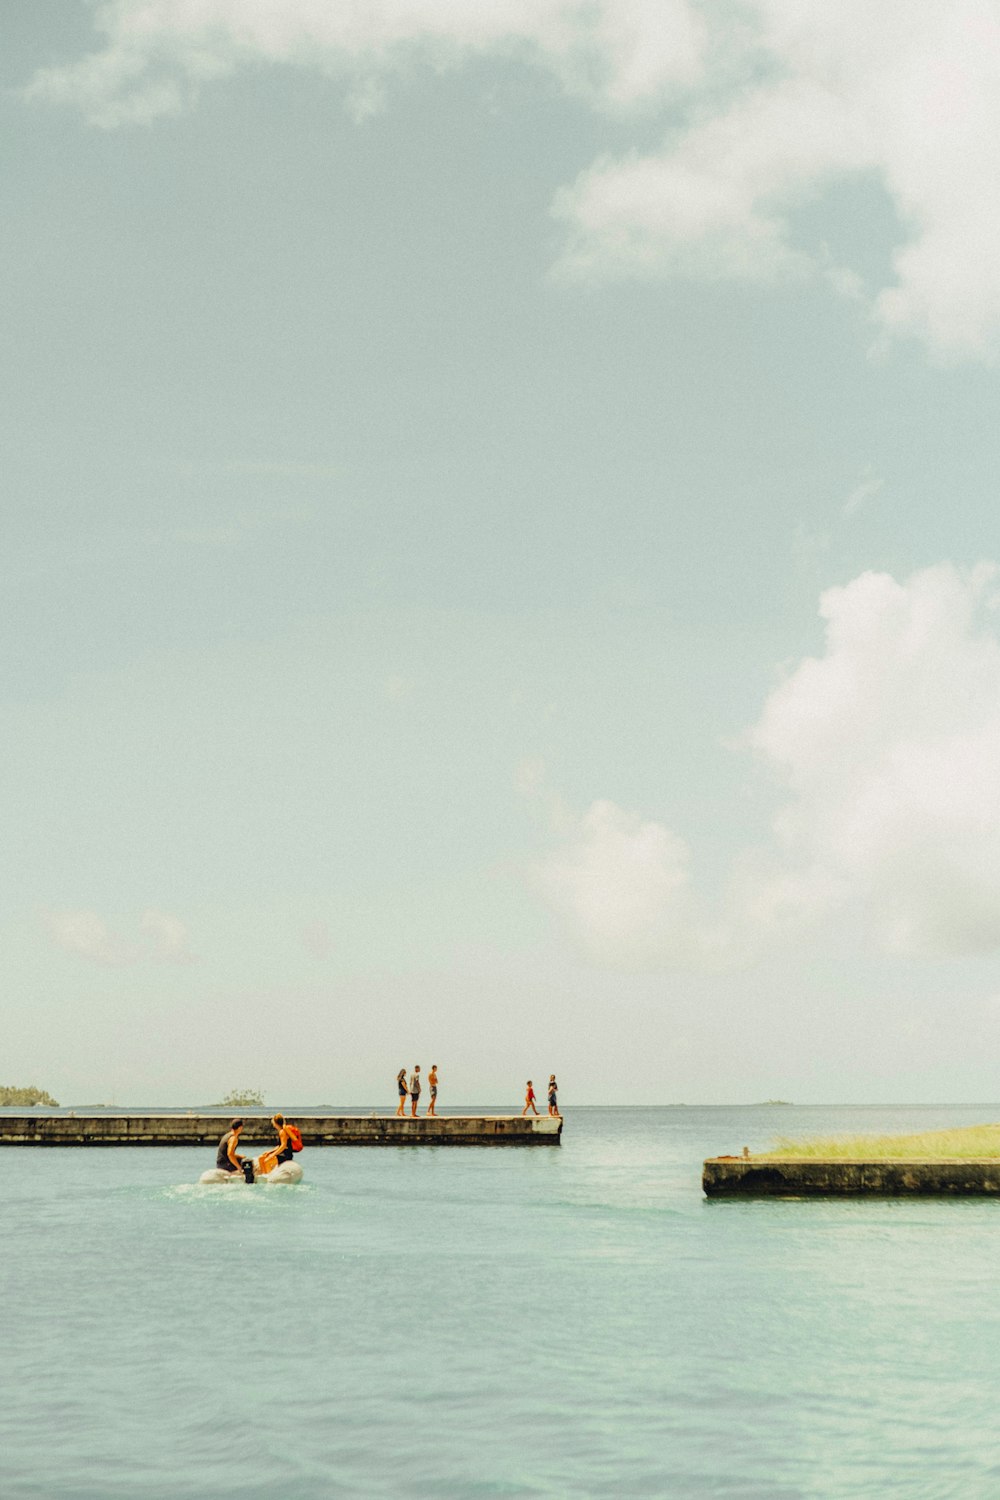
[23,0,707,127]
[555,2,1000,359]
[46,907,196,965]
[23,1,1000,358]
[536,563,1000,967]
[46,910,135,966]
[749,561,1000,956]
[533,799,698,968]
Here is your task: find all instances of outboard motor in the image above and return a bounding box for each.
[241,1159,255,1184]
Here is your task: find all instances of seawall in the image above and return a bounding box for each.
[703,1156,1000,1196]
[0,1114,562,1147]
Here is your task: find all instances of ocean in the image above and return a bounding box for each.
[3,1103,1000,1499]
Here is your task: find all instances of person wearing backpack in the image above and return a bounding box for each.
[257,1113,302,1175]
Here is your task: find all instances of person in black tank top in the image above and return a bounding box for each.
[216,1118,253,1180]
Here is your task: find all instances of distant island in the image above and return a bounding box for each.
[758,1099,793,1106]
[216,1088,265,1107]
[0,1085,59,1107]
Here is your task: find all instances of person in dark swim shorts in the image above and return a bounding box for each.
[547,1075,559,1116]
[427,1064,439,1117]
[409,1066,421,1117]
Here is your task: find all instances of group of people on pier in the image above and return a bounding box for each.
[396,1065,438,1116]
[394,1067,559,1118]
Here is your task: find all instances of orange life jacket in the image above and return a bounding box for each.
[286,1124,303,1153]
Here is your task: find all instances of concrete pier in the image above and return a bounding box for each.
[703,1156,1000,1196]
[0,1114,562,1147]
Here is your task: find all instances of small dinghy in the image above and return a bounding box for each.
[199,1159,303,1186]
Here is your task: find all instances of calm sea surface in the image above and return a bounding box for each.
[4,1103,1000,1499]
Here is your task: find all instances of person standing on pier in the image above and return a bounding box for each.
[409,1066,421,1117]
[396,1068,408,1116]
[427,1064,439,1116]
[547,1075,559,1116]
[522,1081,538,1116]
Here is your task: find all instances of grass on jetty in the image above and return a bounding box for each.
[760,1123,1000,1161]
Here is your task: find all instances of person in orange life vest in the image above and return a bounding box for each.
[256,1114,301,1175]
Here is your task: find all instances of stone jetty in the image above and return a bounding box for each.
[0,1114,562,1147]
[703,1155,1000,1196]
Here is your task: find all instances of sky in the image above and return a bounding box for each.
[5,1,1000,1106]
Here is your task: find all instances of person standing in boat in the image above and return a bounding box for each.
[409,1065,421,1117]
[216,1118,253,1182]
[427,1064,439,1116]
[396,1068,408,1116]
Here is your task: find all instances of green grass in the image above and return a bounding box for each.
[759,1123,1000,1160]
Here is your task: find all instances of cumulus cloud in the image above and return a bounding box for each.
[536,562,1000,967]
[24,2,1000,357]
[556,3,1000,358]
[749,561,1000,956]
[47,907,196,965]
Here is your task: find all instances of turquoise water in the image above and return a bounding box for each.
[4,1104,1000,1498]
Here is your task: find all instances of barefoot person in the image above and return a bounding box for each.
[547,1075,559,1117]
[522,1080,538,1116]
[215,1118,254,1183]
[427,1064,439,1116]
[409,1065,421,1117]
[396,1068,408,1116]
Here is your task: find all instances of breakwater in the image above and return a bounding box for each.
[703,1156,1000,1196]
[0,1114,562,1147]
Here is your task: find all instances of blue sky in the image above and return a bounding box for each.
[6,2,1000,1105]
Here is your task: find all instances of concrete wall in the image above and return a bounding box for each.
[703,1156,1000,1196]
[0,1114,563,1147]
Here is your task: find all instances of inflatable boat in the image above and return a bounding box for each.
[199,1159,303,1186]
